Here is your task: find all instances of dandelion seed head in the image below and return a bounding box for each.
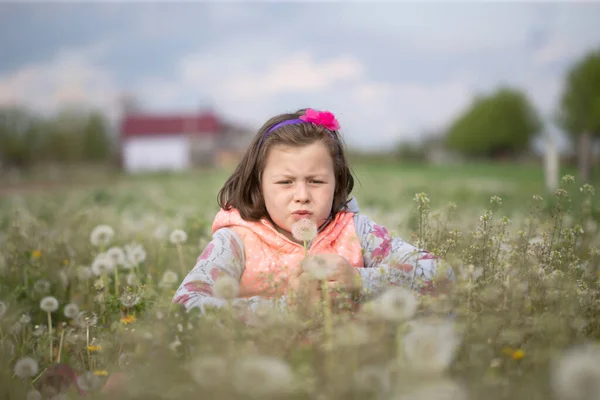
[188,356,228,388]
[106,247,126,265]
[370,286,418,322]
[120,293,140,309]
[302,255,335,280]
[213,275,239,300]
[403,319,461,376]
[76,311,98,328]
[20,313,31,324]
[169,229,188,245]
[291,218,317,242]
[90,225,114,247]
[40,296,59,313]
[77,266,92,281]
[91,254,115,276]
[551,343,600,400]
[32,324,47,337]
[76,371,103,392]
[126,273,139,286]
[33,280,51,294]
[232,356,294,397]
[14,357,39,378]
[125,243,146,265]
[160,270,179,286]
[26,390,42,400]
[63,303,80,319]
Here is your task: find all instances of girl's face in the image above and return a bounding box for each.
[261,141,335,243]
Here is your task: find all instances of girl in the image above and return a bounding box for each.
[173,108,446,315]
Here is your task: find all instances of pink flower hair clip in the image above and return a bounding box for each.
[299,108,340,131]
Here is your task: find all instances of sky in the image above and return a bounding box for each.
[1,1,600,152]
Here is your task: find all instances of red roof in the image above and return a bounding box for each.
[120,112,221,138]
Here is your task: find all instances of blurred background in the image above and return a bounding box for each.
[1,2,600,192]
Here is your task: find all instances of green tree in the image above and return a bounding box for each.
[446,87,542,158]
[82,111,112,162]
[0,107,41,169]
[557,48,600,182]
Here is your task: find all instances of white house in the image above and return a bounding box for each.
[119,111,252,173]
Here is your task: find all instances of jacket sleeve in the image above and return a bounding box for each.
[172,228,286,315]
[353,213,454,301]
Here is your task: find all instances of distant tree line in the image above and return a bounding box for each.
[0,107,113,170]
[396,48,600,181]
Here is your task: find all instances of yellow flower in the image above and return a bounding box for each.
[94,370,109,376]
[87,345,102,352]
[512,349,525,360]
[120,315,136,325]
[63,259,69,265]
[32,250,42,260]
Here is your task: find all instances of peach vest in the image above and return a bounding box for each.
[212,208,364,298]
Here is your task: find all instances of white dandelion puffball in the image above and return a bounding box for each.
[302,255,335,281]
[63,303,80,319]
[91,254,115,276]
[126,273,139,286]
[76,371,103,392]
[119,293,140,308]
[395,378,467,400]
[26,390,42,400]
[371,286,418,322]
[188,356,229,388]
[14,357,39,378]
[169,229,188,245]
[160,270,179,287]
[76,311,98,328]
[232,356,294,397]
[106,247,126,266]
[213,275,240,300]
[40,296,59,313]
[551,343,600,400]
[90,225,114,247]
[125,243,146,265]
[403,319,461,376]
[0,300,6,320]
[77,266,92,281]
[33,279,51,294]
[291,218,317,242]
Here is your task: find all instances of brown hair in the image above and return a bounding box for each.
[217,108,355,221]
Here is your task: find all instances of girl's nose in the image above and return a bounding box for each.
[293,183,310,202]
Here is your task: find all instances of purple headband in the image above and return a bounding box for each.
[260,108,341,145]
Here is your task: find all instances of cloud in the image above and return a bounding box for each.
[0,42,121,119]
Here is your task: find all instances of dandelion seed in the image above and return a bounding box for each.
[551,343,600,400]
[63,303,79,319]
[370,286,418,322]
[119,293,140,309]
[40,296,59,313]
[402,319,461,376]
[91,254,115,276]
[213,275,239,300]
[291,218,317,242]
[169,229,188,245]
[232,356,294,397]
[106,247,126,266]
[0,300,6,320]
[90,225,114,247]
[14,357,39,378]
[188,356,228,388]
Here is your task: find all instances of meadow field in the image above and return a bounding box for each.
[1,161,599,400]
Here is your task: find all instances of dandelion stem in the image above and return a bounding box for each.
[47,311,53,363]
[57,327,65,363]
[321,279,333,352]
[176,244,186,278]
[114,266,120,296]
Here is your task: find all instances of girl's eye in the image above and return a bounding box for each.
[276,181,292,184]
[311,180,325,184]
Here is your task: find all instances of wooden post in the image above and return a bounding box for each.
[544,136,559,192]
